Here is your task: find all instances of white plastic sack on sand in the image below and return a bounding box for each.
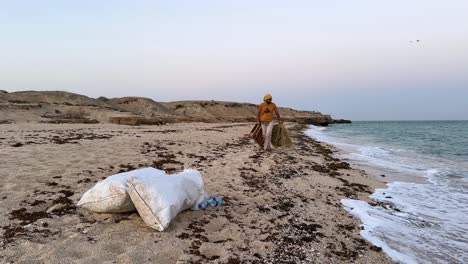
[77,167,165,213]
[126,169,205,231]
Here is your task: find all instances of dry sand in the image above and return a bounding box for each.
[0,122,392,264]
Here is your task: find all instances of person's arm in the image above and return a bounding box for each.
[274,107,283,124]
[256,106,261,124]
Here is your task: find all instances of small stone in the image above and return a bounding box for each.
[46,204,63,213]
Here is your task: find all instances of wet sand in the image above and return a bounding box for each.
[0,122,392,263]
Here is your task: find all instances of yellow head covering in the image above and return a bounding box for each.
[263,93,272,101]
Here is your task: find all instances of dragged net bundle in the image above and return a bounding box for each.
[271,124,293,147]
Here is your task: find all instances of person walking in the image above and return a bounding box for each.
[256,93,282,151]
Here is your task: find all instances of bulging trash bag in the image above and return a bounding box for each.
[126,169,206,231]
[77,167,164,213]
[271,124,293,147]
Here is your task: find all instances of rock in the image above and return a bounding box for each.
[46,204,64,213]
[109,116,166,126]
[109,116,141,126]
[41,112,65,119]
[302,116,351,126]
[140,118,166,125]
[303,116,333,126]
[0,103,42,110]
[97,96,109,101]
[0,90,7,93]
[333,119,352,124]
[41,119,99,124]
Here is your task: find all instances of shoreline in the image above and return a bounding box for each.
[304,125,429,185]
[306,122,468,264]
[332,149,428,185]
[0,122,392,263]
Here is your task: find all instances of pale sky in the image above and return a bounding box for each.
[1,0,467,120]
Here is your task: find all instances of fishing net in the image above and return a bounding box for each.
[271,124,293,147]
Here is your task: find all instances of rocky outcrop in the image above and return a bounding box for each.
[0,91,351,125]
[332,119,352,124]
[303,116,334,126]
[302,116,352,126]
[0,103,42,110]
[97,96,110,102]
[109,117,166,126]
[42,118,99,124]
[162,100,341,124]
[40,109,100,124]
[107,97,173,116]
[1,91,109,107]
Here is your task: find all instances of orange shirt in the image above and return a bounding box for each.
[259,102,277,122]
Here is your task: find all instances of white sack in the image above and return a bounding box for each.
[126,169,205,231]
[77,167,164,213]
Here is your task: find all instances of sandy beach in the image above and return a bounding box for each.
[0,122,392,263]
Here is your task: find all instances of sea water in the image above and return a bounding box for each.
[306,121,468,264]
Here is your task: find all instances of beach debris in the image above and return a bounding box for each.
[126,169,207,231]
[194,196,224,210]
[87,237,97,244]
[2,187,76,244]
[151,154,184,174]
[77,168,162,213]
[50,131,113,144]
[249,124,264,147]
[78,168,216,231]
[271,124,293,147]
